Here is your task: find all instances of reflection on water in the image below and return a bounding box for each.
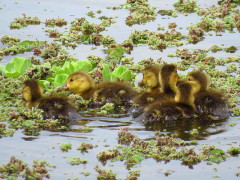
[65,111,229,140]
[144,118,227,140]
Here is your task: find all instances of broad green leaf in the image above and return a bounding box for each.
[17,40,44,51]
[12,57,32,74]
[54,74,68,87]
[0,65,7,74]
[77,60,93,72]
[23,120,33,127]
[102,64,112,81]
[0,57,32,77]
[38,80,51,89]
[4,72,22,78]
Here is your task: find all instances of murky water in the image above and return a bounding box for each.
[0,0,239,179]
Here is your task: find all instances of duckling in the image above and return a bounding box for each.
[142,64,162,93]
[66,71,137,105]
[133,65,166,107]
[141,81,200,124]
[132,64,180,118]
[23,79,80,121]
[187,70,229,118]
[159,63,179,97]
[134,64,179,107]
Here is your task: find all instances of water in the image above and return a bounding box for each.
[0,0,239,179]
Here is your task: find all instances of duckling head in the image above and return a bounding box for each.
[175,81,200,108]
[142,65,161,92]
[67,71,95,95]
[159,64,179,94]
[187,70,209,92]
[23,79,42,102]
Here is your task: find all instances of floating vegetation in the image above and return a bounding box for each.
[10,14,40,29]
[96,129,238,169]
[60,142,72,152]
[95,165,117,180]
[123,0,157,26]
[77,143,94,153]
[67,157,87,165]
[0,156,55,179]
[173,0,199,14]
[0,123,15,138]
[45,18,67,27]
[129,29,184,51]
[0,40,44,56]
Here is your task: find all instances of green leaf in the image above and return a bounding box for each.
[112,66,132,81]
[38,80,51,89]
[0,57,32,77]
[54,74,68,87]
[17,40,44,51]
[0,65,7,74]
[23,120,33,127]
[76,60,93,72]
[102,64,112,81]
[13,57,32,74]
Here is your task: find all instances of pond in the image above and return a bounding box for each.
[0,0,239,179]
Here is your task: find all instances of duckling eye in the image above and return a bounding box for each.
[70,79,74,82]
[188,78,191,81]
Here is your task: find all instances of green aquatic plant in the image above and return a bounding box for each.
[0,35,20,46]
[60,142,72,152]
[0,57,32,78]
[0,123,15,138]
[45,18,67,27]
[120,0,157,26]
[77,143,94,153]
[1,40,44,56]
[95,165,117,180]
[227,147,240,156]
[67,157,87,165]
[0,156,55,179]
[102,64,134,82]
[10,14,40,29]
[173,0,199,13]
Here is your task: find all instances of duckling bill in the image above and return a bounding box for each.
[23,79,80,121]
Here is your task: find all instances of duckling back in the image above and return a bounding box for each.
[93,81,137,105]
[38,95,80,121]
[142,101,195,124]
[195,90,229,118]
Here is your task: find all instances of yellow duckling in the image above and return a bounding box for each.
[133,65,168,107]
[66,71,137,105]
[187,70,229,118]
[134,64,179,107]
[23,79,80,121]
[141,80,200,124]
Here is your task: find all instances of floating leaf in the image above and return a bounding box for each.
[0,57,32,78]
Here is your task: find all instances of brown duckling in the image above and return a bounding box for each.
[187,70,229,118]
[142,64,162,93]
[66,71,137,105]
[141,80,200,124]
[23,79,80,121]
[134,64,179,107]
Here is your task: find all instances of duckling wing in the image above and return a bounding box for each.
[94,82,137,105]
[195,90,229,118]
[133,91,169,107]
[142,101,182,123]
[38,96,80,121]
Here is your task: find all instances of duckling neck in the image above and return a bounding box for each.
[81,87,96,100]
[148,86,161,93]
[175,93,196,110]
